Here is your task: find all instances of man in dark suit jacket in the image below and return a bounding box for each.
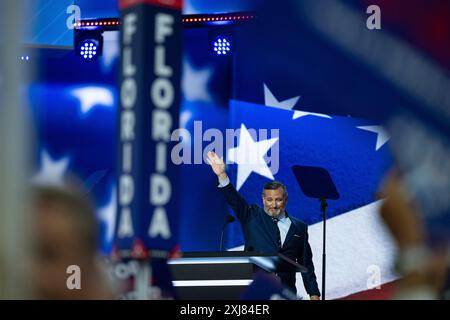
[207,151,320,299]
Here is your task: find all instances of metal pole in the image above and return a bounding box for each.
[0,0,31,299]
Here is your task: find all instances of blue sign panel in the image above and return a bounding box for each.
[115,0,182,259]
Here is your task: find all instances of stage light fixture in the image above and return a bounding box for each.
[80,40,99,60]
[211,36,233,56]
[74,30,103,61]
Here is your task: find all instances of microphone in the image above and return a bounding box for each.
[220,214,235,251]
[224,214,235,224]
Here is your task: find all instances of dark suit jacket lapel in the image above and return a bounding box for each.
[283,215,301,247]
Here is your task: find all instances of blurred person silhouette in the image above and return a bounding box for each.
[379,170,449,299]
[30,184,114,299]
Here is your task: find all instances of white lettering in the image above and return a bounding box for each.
[148,207,171,239]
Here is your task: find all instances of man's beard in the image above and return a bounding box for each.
[264,207,284,218]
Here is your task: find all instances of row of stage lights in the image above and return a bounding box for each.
[73,20,121,28]
[181,14,255,23]
[73,13,255,30]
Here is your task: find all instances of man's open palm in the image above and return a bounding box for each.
[207,151,226,178]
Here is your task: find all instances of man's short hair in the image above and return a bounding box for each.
[262,181,288,198]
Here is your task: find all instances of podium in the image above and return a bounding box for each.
[168,251,307,300]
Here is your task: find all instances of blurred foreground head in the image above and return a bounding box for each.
[31,184,112,299]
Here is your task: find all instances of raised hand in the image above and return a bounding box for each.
[206,151,227,179]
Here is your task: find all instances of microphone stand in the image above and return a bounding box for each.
[220,223,227,252]
[220,215,235,251]
[320,197,327,300]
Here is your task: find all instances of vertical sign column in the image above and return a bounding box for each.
[116,0,182,261]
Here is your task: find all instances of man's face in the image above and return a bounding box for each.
[262,187,287,218]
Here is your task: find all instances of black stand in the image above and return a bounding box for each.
[292,165,340,301]
[320,197,327,300]
[220,214,235,251]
